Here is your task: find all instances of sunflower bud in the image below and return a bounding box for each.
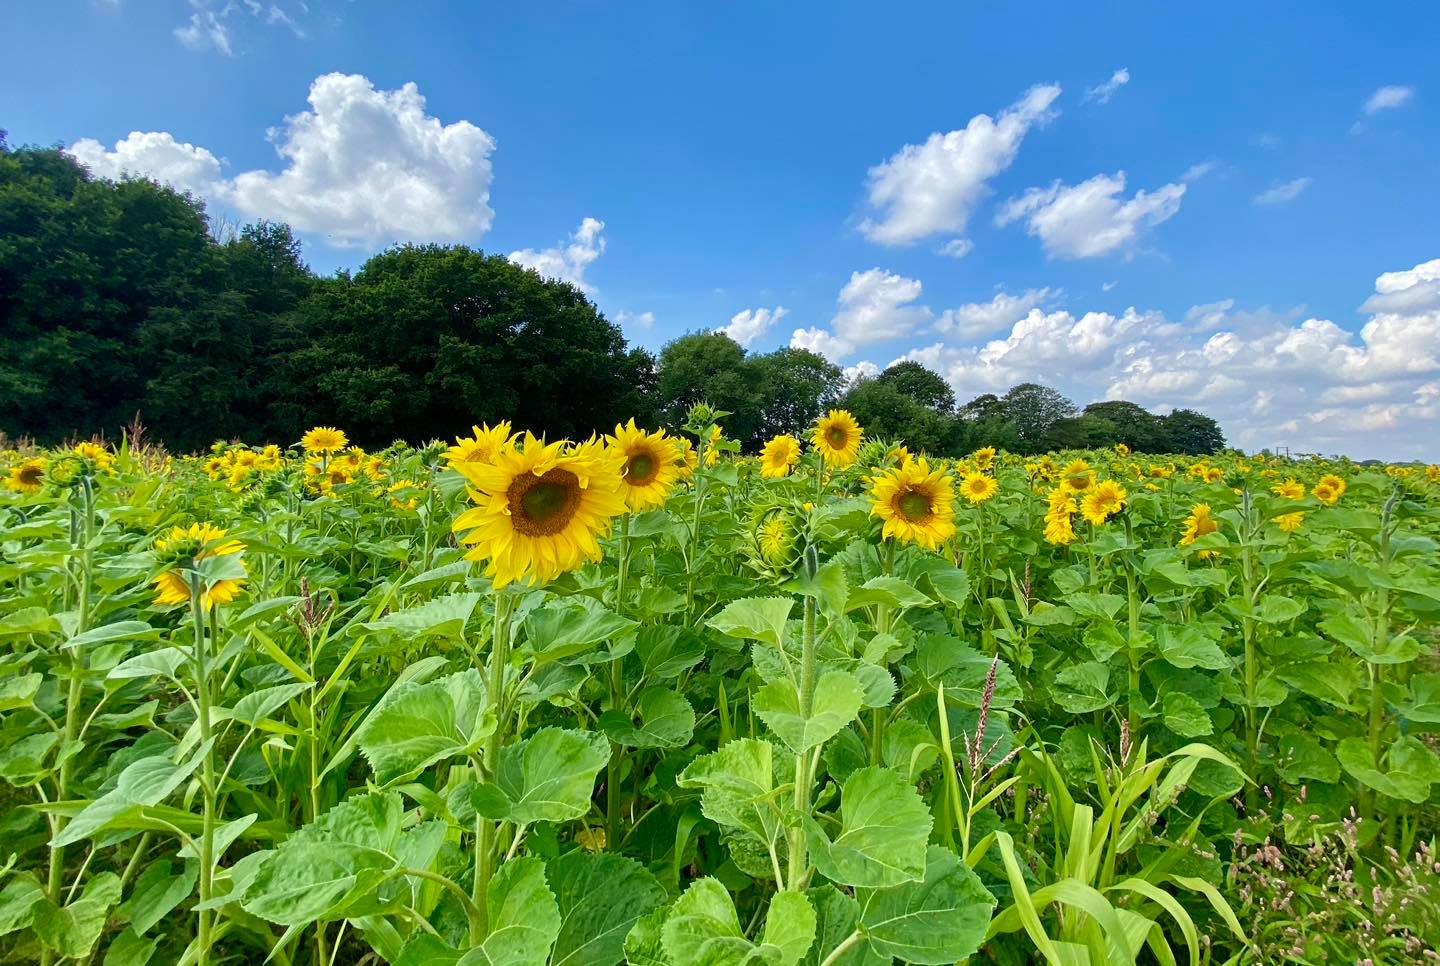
[744,501,804,581]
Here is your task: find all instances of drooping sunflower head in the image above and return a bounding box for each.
[608,419,681,511]
[1271,478,1306,501]
[5,457,47,494]
[301,426,348,454]
[673,436,698,479]
[73,441,116,474]
[1060,459,1094,494]
[453,433,627,588]
[756,435,801,479]
[445,422,515,467]
[1079,479,1127,526]
[870,458,957,550]
[810,410,863,468]
[1180,503,1219,547]
[959,472,1000,505]
[152,522,247,610]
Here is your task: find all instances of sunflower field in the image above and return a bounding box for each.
[2,407,1439,966]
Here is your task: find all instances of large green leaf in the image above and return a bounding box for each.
[458,857,562,966]
[472,728,611,825]
[53,742,211,847]
[708,597,794,650]
[33,873,122,960]
[598,688,696,749]
[550,851,666,966]
[1336,735,1440,804]
[753,670,864,754]
[677,737,781,843]
[356,592,481,640]
[856,846,995,964]
[801,886,887,966]
[660,878,814,966]
[523,597,638,665]
[1320,613,1420,664]
[845,577,934,613]
[1052,662,1115,714]
[805,766,931,888]
[358,669,494,785]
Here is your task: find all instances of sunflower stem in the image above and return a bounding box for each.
[473,591,514,944]
[607,512,632,848]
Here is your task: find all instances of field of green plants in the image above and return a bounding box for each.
[1,408,1438,965]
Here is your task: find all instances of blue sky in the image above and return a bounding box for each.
[3,1,1438,459]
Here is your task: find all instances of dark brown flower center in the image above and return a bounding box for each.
[625,452,658,487]
[509,468,582,536]
[826,426,847,448]
[18,465,43,486]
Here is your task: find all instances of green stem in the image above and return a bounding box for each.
[472,592,514,944]
[189,579,216,966]
[607,513,632,848]
[786,592,818,889]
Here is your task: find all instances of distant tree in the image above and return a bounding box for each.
[957,393,1005,423]
[1082,400,1166,452]
[840,378,960,455]
[655,332,757,438]
[747,347,844,442]
[1000,383,1078,453]
[1161,408,1226,455]
[875,360,955,412]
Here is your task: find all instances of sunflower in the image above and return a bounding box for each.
[972,447,997,472]
[151,523,247,610]
[445,422,515,467]
[73,442,116,474]
[387,479,423,511]
[1115,442,1131,457]
[301,426,348,454]
[810,410,863,468]
[256,445,283,471]
[5,457,46,493]
[1313,474,1346,506]
[1274,511,1305,533]
[958,472,999,505]
[760,435,802,478]
[1180,503,1218,546]
[869,458,956,550]
[608,419,681,511]
[1043,486,1077,546]
[1059,459,1094,494]
[1271,478,1305,500]
[1203,467,1225,484]
[886,445,912,468]
[1080,479,1127,525]
[452,433,627,588]
[673,437,698,479]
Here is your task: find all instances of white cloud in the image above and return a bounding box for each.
[1084,68,1130,104]
[1253,177,1312,206]
[69,73,497,248]
[616,310,655,331]
[719,306,788,347]
[172,1,308,55]
[1102,280,1119,292]
[936,288,1058,339]
[843,361,881,384]
[996,171,1185,259]
[175,9,232,55]
[794,268,932,360]
[791,326,857,362]
[858,83,1061,246]
[937,238,974,259]
[1364,85,1415,114]
[897,256,1440,459]
[510,218,606,293]
[1180,161,1219,183]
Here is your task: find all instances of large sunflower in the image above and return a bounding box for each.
[1180,503,1218,546]
[869,457,956,550]
[453,433,627,588]
[5,457,46,494]
[152,522,247,610]
[607,419,681,511]
[445,422,515,467]
[958,472,999,505]
[760,435,802,478]
[301,426,348,454]
[1079,479,1127,525]
[1271,478,1305,500]
[811,410,863,468]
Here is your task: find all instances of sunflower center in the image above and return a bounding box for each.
[510,469,583,536]
[826,427,847,448]
[625,452,659,486]
[897,489,932,522]
[19,466,43,485]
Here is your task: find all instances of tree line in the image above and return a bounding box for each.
[0,137,1224,456]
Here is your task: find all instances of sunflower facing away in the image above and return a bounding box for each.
[453,433,627,588]
[959,472,1000,505]
[760,435,802,478]
[5,457,46,494]
[445,422,515,467]
[1080,479,1127,526]
[608,419,681,511]
[810,410,863,468]
[152,522,247,610]
[1274,511,1305,533]
[301,426,349,455]
[1180,503,1219,547]
[870,457,957,550]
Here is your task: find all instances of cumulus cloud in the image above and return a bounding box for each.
[996,171,1186,259]
[68,73,497,248]
[616,310,655,331]
[790,269,932,361]
[843,361,881,384]
[1364,85,1415,114]
[509,218,606,293]
[858,84,1061,246]
[1253,177,1312,206]
[719,306,788,347]
[937,238,974,259]
[1084,68,1130,104]
[936,288,1058,340]
[172,1,308,55]
[896,256,1440,459]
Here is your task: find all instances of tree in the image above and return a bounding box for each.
[655,332,757,438]
[999,383,1077,453]
[1161,408,1226,455]
[840,378,960,455]
[1082,400,1166,452]
[875,361,955,412]
[746,347,844,442]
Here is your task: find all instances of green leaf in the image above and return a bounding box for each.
[1161,692,1213,738]
[1255,595,1306,624]
[357,592,481,640]
[359,669,493,785]
[856,846,995,965]
[801,886,886,966]
[634,625,705,679]
[0,873,45,937]
[660,878,813,966]
[102,926,159,966]
[623,908,669,966]
[599,688,696,749]
[1065,592,1125,621]
[1336,735,1440,804]
[0,732,57,784]
[523,597,638,665]
[1320,613,1420,664]
[677,738,781,843]
[709,597,794,650]
[34,872,122,960]
[754,670,865,754]
[458,856,562,966]
[1052,662,1115,714]
[1276,733,1339,784]
[472,728,611,825]
[1396,672,1440,725]
[63,620,159,650]
[108,648,187,682]
[845,576,933,613]
[54,743,210,847]
[118,860,196,936]
[550,851,666,966]
[0,672,42,712]
[761,891,817,966]
[805,766,931,888]
[787,559,849,618]
[1155,625,1230,671]
[1273,662,1360,709]
[230,682,312,727]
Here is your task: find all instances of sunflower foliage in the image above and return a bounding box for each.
[0,427,1438,965]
